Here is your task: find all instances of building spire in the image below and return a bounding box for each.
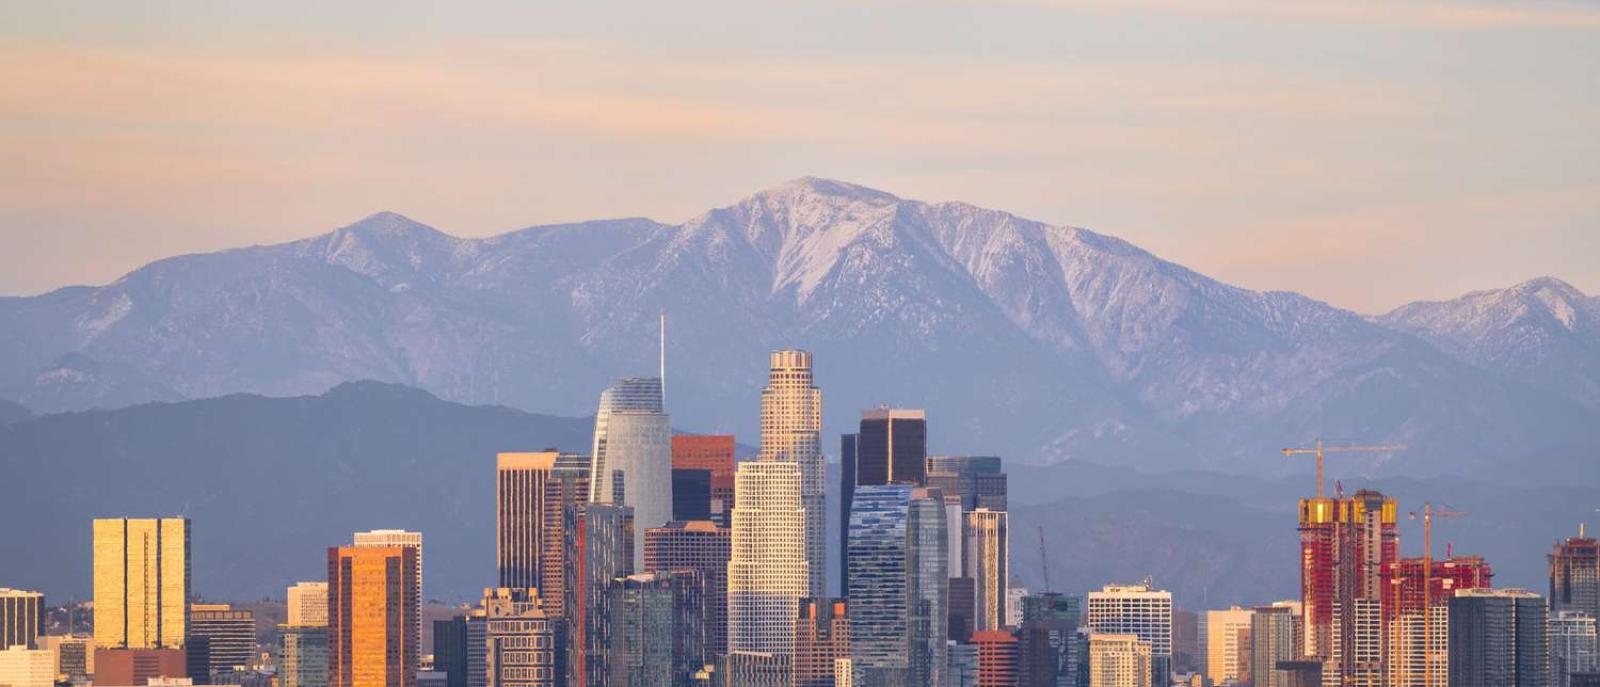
[659,309,666,405]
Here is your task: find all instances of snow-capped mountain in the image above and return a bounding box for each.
[2,178,1595,480]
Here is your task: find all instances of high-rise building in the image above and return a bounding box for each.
[1447,588,1547,687]
[966,509,1009,633]
[1381,556,1494,620]
[1575,673,1600,687]
[288,582,330,627]
[1552,611,1598,687]
[673,434,738,527]
[1021,594,1080,625]
[645,521,732,658]
[1086,584,1171,687]
[280,624,329,687]
[188,604,255,677]
[1297,489,1397,682]
[759,350,827,599]
[497,452,561,591]
[973,630,1020,687]
[948,641,979,687]
[1088,634,1152,687]
[327,544,420,687]
[564,502,633,687]
[728,460,808,664]
[431,617,467,687]
[949,578,977,644]
[1007,588,1029,629]
[482,588,556,687]
[1250,604,1301,687]
[0,589,43,650]
[352,529,424,643]
[1551,535,1600,620]
[794,599,850,687]
[0,646,55,687]
[846,485,948,687]
[1203,607,1252,686]
[672,469,714,522]
[925,456,1008,512]
[607,571,706,687]
[1380,556,1491,687]
[1017,606,1079,687]
[539,453,589,620]
[93,518,190,650]
[839,409,927,597]
[588,377,672,570]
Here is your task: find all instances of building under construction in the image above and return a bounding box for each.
[1550,534,1600,619]
[1379,556,1492,687]
[1298,489,1397,685]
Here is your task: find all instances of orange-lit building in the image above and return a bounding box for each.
[793,599,848,687]
[537,454,589,620]
[327,545,419,687]
[1297,489,1396,678]
[671,435,735,477]
[93,647,186,686]
[1381,555,1492,618]
[974,630,1020,687]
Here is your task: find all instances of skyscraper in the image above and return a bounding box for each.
[1551,534,1600,620]
[328,544,420,687]
[672,469,714,522]
[1203,607,1253,687]
[794,599,849,687]
[1297,489,1397,681]
[0,589,43,650]
[759,350,826,599]
[539,453,589,620]
[839,409,927,597]
[965,509,1009,633]
[1088,634,1152,687]
[188,604,256,678]
[607,570,706,687]
[353,529,423,645]
[589,377,672,569]
[431,617,468,687]
[1086,584,1171,687]
[1017,596,1081,687]
[92,517,189,650]
[482,588,556,687]
[925,456,1008,512]
[288,581,330,627]
[497,452,560,590]
[1447,588,1547,687]
[645,520,732,658]
[672,435,737,527]
[1552,611,1598,687]
[280,624,329,687]
[973,630,1020,687]
[564,502,633,687]
[728,461,808,662]
[1380,555,1491,687]
[846,485,948,687]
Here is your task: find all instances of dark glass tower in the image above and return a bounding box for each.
[1447,588,1548,687]
[839,409,926,598]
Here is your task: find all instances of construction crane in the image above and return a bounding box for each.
[1409,501,1466,687]
[1037,525,1053,594]
[1280,440,1407,498]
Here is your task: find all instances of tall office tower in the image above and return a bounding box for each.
[497,451,561,590]
[794,599,850,687]
[949,578,977,644]
[482,588,556,687]
[189,604,256,677]
[966,509,1009,633]
[288,582,330,627]
[563,502,633,687]
[538,453,589,620]
[93,518,190,650]
[1088,634,1152,687]
[728,461,809,661]
[839,408,927,597]
[759,350,827,599]
[645,520,732,658]
[1017,610,1079,687]
[432,617,467,687]
[1552,534,1600,619]
[925,456,1008,512]
[589,376,672,570]
[353,529,424,643]
[846,485,948,687]
[1203,607,1253,686]
[1021,594,1081,625]
[1447,588,1548,687]
[0,646,55,687]
[675,434,738,527]
[948,641,979,687]
[1251,605,1302,687]
[1552,612,1598,687]
[1380,555,1491,687]
[607,571,706,687]
[1086,584,1172,687]
[327,544,420,687]
[466,612,489,687]
[1297,489,1397,682]
[973,630,1020,687]
[0,589,43,650]
[280,625,330,687]
[672,469,714,522]
[1173,609,1201,676]
[1345,599,1382,687]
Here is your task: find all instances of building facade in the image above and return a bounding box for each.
[496,452,560,591]
[965,509,1009,634]
[1551,611,1598,687]
[1446,588,1547,687]
[794,599,849,687]
[0,589,43,650]
[1551,535,1600,620]
[759,350,827,599]
[1297,490,1397,683]
[188,604,255,678]
[846,485,948,687]
[973,630,1020,687]
[483,588,557,687]
[840,409,927,597]
[588,377,672,570]
[644,520,732,658]
[1203,607,1252,686]
[327,545,420,687]
[728,460,809,662]
[0,646,54,687]
[538,453,590,620]
[93,518,190,651]
[1086,584,1172,687]
[563,502,633,687]
[925,456,1008,512]
[1088,634,1152,687]
[280,624,329,687]
[288,581,330,627]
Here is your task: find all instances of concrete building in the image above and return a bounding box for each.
[279,624,329,687]
[93,518,190,650]
[925,456,1008,512]
[328,544,420,687]
[0,646,54,687]
[0,589,43,650]
[1202,607,1253,686]
[645,520,732,658]
[671,435,736,527]
[759,350,827,599]
[973,630,1020,687]
[563,502,633,687]
[538,453,589,620]
[1250,605,1300,687]
[846,485,948,687]
[1086,584,1172,686]
[482,588,556,687]
[40,635,90,680]
[1552,534,1600,620]
[794,599,850,687]
[672,469,713,522]
[496,452,562,591]
[1297,490,1397,684]
[966,509,1009,634]
[728,460,808,664]
[92,647,185,686]
[1551,611,1598,687]
[606,571,705,687]
[1088,634,1152,687]
[588,376,672,570]
[188,604,255,678]
[1447,588,1547,687]
[287,582,329,627]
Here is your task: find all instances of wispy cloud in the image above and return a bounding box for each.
[949,0,1600,31]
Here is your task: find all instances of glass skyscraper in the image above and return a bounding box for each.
[588,377,671,570]
[846,484,948,687]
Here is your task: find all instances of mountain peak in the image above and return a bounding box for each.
[338,211,450,240]
[756,177,902,205]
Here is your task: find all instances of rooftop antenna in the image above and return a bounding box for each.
[659,310,667,404]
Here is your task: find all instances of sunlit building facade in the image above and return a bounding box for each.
[1089,634,1151,687]
[846,485,948,687]
[965,509,1008,633]
[0,589,44,650]
[1086,584,1171,687]
[327,545,420,687]
[92,517,189,650]
[759,350,827,598]
[280,624,329,687]
[728,461,808,665]
[288,581,330,627]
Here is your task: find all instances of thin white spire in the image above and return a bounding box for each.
[659,309,667,405]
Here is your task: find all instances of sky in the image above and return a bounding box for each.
[1,1,1596,313]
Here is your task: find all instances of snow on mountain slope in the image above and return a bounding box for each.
[1,178,1595,481]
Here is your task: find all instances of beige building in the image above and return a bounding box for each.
[93,518,189,649]
[287,581,329,627]
[1204,607,1254,685]
[0,646,56,687]
[1090,634,1152,687]
[727,460,808,659]
[758,349,826,599]
[965,508,1009,633]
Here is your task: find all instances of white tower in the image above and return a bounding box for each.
[727,460,809,657]
[759,349,825,598]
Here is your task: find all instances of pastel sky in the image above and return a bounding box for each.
[2,1,1596,313]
